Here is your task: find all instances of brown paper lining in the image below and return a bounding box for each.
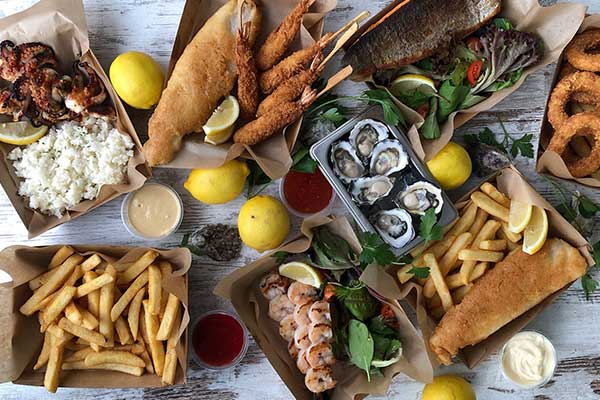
[536,13,600,188]
[214,215,433,400]
[0,244,191,388]
[374,165,593,369]
[350,0,587,162]
[0,0,151,239]
[157,0,336,179]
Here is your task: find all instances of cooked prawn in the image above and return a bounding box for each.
[287,281,318,306]
[259,33,331,94]
[293,303,312,327]
[309,300,331,324]
[306,342,336,368]
[268,293,294,322]
[308,322,333,344]
[279,314,297,342]
[288,340,299,360]
[296,349,310,374]
[260,272,289,300]
[236,20,260,120]
[255,0,315,71]
[294,324,311,350]
[305,366,336,393]
[233,87,316,146]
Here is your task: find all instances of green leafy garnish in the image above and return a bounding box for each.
[510,133,534,158]
[450,62,469,86]
[246,161,272,198]
[419,209,443,244]
[291,145,317,174]
[311,227,358,270]
[395,88,432,110]
[408,266,430,279]
[334,281,380,321]
[437,81,470,122]
[180,233,204,257]
[320,107,346,125]
[579,197,600,219]
[494,17,514,30]
[592,241,600,268]
[358,231,397,268]
[348,320,374,381]
[485,68,523,93]
[582,273,598,300]
[463,122,534,160]
[415,57,433,71]
[361,89,405,127]
[368,315,396,337]
[271,251,290,264]
[421,97,440,139]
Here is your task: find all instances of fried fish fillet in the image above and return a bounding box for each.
[342,0,501,78]
[143,0,261,166]
[429,238,587,365]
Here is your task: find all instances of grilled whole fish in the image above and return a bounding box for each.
[342,0,501,79]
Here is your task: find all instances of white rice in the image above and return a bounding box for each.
[8,117,134,217]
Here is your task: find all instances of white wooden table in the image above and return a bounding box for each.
[1,0,599,399]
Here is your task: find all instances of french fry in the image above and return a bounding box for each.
[471,191,509,222]
[480,239,507,251]
[128,287,145,340]
[446,202,478,238]
[166,308,182,351]
[64,341,87,351]
[459,220,501,283]
[83,271,100,316]
[159,260,173,276]
[49,246,75,269]
[62,361,144,376]
[75,272,115,298]
[156,294,180,341]
[143,300,165,376]
[118,250,158,285]
[452,283,472,303]
[115,316,132,345]
[446,262,488,290]
[501,222,522,243]
[64,301,83,325]
[59,317,106,346]
[41,286,76,331]
[44,335,64,393]
[64,347,95,363]
[29,269,56,291]
[137,335,155,374]
[480,182,511,208]
[468,208,488,236]
[162,348,177,385]
[424,232,473,298]
[113,343,144,354]
[81,254,102,272]
[34,332,51,370]
[84,350,145,368]
[458,249,504,263]
[64,264,83,287]
[111,270,149,322]
[424,253,453,311]
[47,323,67,340]
[148,264,162,315]
[20,254,83,315]
[80,309,99,330]
[99,264,117,347]
[400,235,457,283]
[37,292,58,311]
[497,228,520,251]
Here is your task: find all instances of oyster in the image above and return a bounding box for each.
[348,118,389,158]
[396,181,443,215]
[372,208,415,248]
[350,176,394,205]
[330,141,365,182]
[370,139,408,176]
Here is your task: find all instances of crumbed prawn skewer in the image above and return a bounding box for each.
[236,18,260,120]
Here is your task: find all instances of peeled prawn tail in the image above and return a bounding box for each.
[298,86,317,107]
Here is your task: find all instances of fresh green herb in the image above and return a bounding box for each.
[271,251,290,264]
[312,227,358,270]
[415,57,433,71]
[368,315,396,337]
[320,107,347,125]
[450,62,469,86]
[419,209,443,244]
[460,92,487,109]
[334,280,380,321]
[582,273,598,300]
[396,254,413,265]
[437,81,470,122]
[180,233,204,257]
[579,197,600,219]
[246,160,272,198]
[395,88,432,110]
[592,241,600,268]
[510,133,534,158]
[358,231,397,268]
[421,97,440,139]
[408,266,431,279]
[485,68,523,93]
[494,17,514,30]
[463,121,534,160]
[372,334,401,363]
[291,145,317,174]
[348,320,374,381]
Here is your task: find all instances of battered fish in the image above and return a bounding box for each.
[429,238,587,365]
[143,0,261,166]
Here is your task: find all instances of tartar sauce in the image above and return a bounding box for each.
[126,183,182,238]
[501,331,556,388]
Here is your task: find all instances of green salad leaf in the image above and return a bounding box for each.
[312,227,358,270]
[334,280,380,322]
[421,97,440,139]
[437,81,470,122]
[348,320,374,381]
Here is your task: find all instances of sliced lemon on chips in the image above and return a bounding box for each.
[523,206,548,255]
[279,261,322,288]
[390,74,437,98]
[0,121,48,145]
[203,96,239,145]
[508,200,533,234]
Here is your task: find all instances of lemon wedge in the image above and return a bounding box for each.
[523,206,548,255]
[390,74,437,98]
[279,261,323,288]
[0,122,48,145]
[508,200,533,234]
[203,96,239,145]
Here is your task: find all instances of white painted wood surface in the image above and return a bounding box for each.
[0,0,599,399]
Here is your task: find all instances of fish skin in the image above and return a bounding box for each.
[342,0,501,78]
[429,238,587,365]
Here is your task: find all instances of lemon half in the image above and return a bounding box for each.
[0,122,48,145]
[523,206,548,255]
[279,262,322,288]
[508,200,533,234]
[203,96,239,145]
[390,74,437,98]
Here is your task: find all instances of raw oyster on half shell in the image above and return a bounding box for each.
[348,118,389,158]
[350,176,394,205]
[371,208,415,248]
[369,139,408,176]
[396,181,443,215]
[330,141,365,182]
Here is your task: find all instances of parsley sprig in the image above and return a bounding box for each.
[419,209,443,244]
[463,119,534,159]
[408,266,430,279]
[358,232,398,268]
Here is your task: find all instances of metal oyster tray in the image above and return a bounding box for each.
[310,106,458,256]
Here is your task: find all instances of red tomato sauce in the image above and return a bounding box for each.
[283,169,333,214]
[192,313,245,367]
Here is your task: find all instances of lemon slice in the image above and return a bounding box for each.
[0,122,48,145]
[523,206,548,255]
[390,74,437,98]
[279,261,322,288]
[203,96,239,144]
[508,200,533,234]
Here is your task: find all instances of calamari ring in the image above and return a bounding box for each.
[547,71,600,130]
[547,112,600,178]
[558,62,597,104]
[566,29,600,72]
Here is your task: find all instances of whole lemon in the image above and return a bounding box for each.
[426,142,472,190]
[422,375,476,400]
[184,160,250,204]
[238,195,290,252]
[109,51,164,109]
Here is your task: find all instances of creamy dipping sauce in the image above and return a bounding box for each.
[127,184,182,238]
[501,331,556,388]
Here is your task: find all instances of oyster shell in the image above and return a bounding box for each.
[371,208,415,248]
[370,139,408,176]
[350,176,394,205]
[330,141,365,182]
[396,181,443,215]
[348,119,389,158]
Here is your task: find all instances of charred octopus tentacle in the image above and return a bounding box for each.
[65,61,107,113]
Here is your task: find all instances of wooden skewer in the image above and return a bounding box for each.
[327,10,370,42]
[317,65,353,99]
[319,22,359,70]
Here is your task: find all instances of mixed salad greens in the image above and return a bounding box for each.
[383,18,543,140]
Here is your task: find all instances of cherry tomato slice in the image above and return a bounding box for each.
[466,37,483,52]
[467,60,484,86]
[416,103,430,118]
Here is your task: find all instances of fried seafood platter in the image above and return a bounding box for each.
[396,169,591,367]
